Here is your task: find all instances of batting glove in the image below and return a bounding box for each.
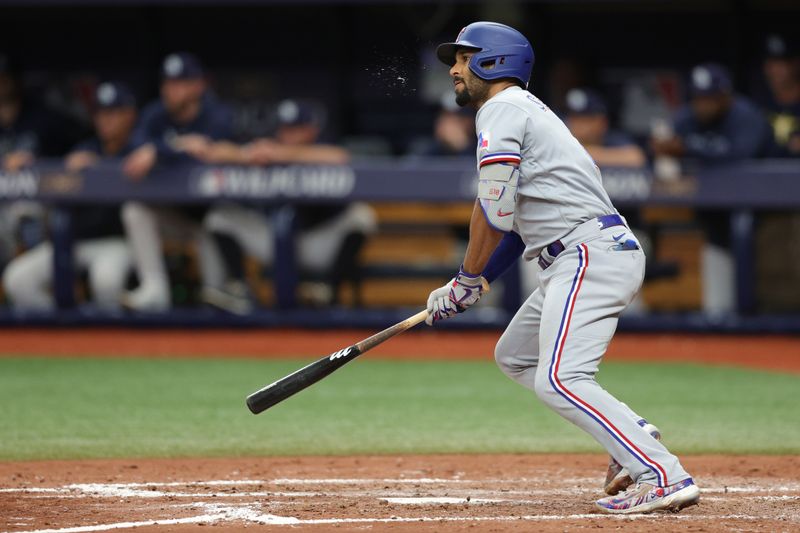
[425,267,486,326]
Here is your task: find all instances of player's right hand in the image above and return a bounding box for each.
[174,134,212,160]
[123,144,157,181]
[245,139,281,165]
[425,268,486,326]
[2,150,34,172]
[65,151,99,172]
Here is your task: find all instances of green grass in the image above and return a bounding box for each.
[1,356,798,460]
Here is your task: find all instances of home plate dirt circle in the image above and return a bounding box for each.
[1,454,798,532]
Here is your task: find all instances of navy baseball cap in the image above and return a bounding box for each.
[565,88,607,116]
[764,34,798,59]
[689,64,732,96]
[275,99,319,127]
[161,52,204,80]
[95,81,136,109]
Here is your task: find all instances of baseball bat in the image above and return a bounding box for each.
[246,309,429,414]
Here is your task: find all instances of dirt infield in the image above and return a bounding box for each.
[1,454,798,532]
[1,329,799,373]
[2,331,799,531]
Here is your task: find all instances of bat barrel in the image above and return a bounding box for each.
[246,346,360,414]
[246,309,429,414]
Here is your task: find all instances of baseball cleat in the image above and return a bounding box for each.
[120,284,170,312]
[604,422,661,495]
[201,281,254,315]
[595,477,700,514]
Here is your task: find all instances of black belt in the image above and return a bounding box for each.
[538,214,626,270]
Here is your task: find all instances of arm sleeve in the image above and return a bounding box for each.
[475,102,527,232]
[481,231,525,283]
[130,104,188,163]
[130,103,158,147]
[208,104,234,141]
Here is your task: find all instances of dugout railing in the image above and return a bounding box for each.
[0,157,798,332]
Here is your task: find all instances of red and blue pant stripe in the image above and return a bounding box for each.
[546,243,669,487]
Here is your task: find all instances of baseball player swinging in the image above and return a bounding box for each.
[427,21,700,514]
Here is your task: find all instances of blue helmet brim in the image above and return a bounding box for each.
[436,41,482,66]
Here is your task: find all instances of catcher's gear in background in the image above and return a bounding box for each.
[436,21,534,88]
[425,268,486,325]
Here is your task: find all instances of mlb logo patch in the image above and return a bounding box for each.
[477,130,490,151]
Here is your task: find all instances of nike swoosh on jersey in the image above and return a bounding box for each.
[497,209,514,217]
[612,233,626,241]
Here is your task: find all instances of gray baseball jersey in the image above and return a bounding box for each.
[475,86,616,259]
[479,87,692,490]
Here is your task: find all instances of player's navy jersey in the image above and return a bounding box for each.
[673,95,772,162]
[475,86,617,259]
[0,102,58,158]
[66,136,138,240]
[132,92,233,163]
[0,120,39,158]
[603,130,639,148]
[1,97,90,158]
[71,137,138,159]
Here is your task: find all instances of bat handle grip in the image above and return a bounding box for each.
[409,309,429,326]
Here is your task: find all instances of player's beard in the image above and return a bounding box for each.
[455,84,471,107]
[455,77,489,108]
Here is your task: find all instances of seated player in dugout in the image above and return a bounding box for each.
[559,87,650,313]
[0,54,87,283]
[120,52,234,312]
[0,55,46,272]
[758,34,800,156]
[0,54,84,172]
[651,63,772,164]
[175,99,376,313]
[563,88,646,167]
[652,64,772,314]
[3,82,137,311]
[0,55,37,172]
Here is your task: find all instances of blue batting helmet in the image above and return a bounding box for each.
[437,22,534,88]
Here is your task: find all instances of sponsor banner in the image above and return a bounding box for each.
[0,171,39,198]
[601,168,653,202]
[191,165,357,199]
[39,172,85,195]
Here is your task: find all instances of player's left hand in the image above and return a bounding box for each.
[426,268,487,326]
[123,144,157,181]
[174,134,212,160]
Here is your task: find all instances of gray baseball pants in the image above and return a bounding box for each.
[495,218,691,487]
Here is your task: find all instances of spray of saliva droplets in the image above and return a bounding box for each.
[365,52,418,97]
